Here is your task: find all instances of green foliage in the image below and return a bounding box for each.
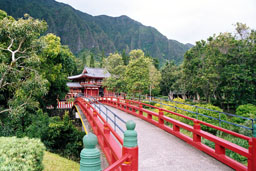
[235,104,256,121]
[202,135,248,165]
[160,60,183,96]
[121,49,128,65]
[0,12,49,135]
[37,33,77,108]
[26,112,84,161]
[192,104,227,134]
[103,53,126,92]
[89,53,95,68]
[183,23,256,108]
[0,136,45,171]
[0,9,7,20]
[124,55,150,94]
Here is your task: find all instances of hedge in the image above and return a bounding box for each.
[0,137,45,171]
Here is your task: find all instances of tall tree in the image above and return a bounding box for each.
[100,50,105,68]
[37,33,77,108]
[89,53,95,68]
[0,13,48,135]
[160,61,181,97]
[124,49,160,95]
[121,49,128,65]
[103,53,126,92]
[149,63,161,97]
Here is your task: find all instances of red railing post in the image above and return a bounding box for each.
[139,104,143,116]
[121,120,138,171]
[93,111,98,135]
[173,124,180,132]
[147,112,152,120]
[158,109,164,125]
[252,137,256,171]
[193,120,201,143]
[117,98,120,108]
[249,124,256,171]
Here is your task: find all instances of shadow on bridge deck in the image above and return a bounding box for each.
[95,105,234,171]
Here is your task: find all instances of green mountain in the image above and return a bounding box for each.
[0,0,192,64]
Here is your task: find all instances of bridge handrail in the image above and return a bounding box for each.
[87,96,126,134]
[104,154,130,171]
[75,97,123,165]
[128,95,254,133]
[99,97,256,171]
[125,98,250,141]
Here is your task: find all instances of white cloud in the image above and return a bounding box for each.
[56,0,256,44]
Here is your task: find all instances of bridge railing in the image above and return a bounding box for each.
[75,97,139,171]
[87,96,126,134]
[128,94,254,134]
[98,96,256,171]
[46,101,74,109]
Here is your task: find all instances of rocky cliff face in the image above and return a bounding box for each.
[0,0,192,64]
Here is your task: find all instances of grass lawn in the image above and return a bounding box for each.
[43,151,80,171]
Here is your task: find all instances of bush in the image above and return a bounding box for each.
[191,104,228,134]
[0,137,45,171]
[26,112,84,161]
[233,104,256,124]
[153,98,230,134]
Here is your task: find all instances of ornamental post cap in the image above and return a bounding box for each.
[126,120,136,130]
[83,133,98,149]
[124,120,137,147]
[253,124,256,138]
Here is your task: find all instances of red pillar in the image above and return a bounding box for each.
[248,137,256,171]
[158,109,164,125]
[193,120,201,143]
[121,146,138,171]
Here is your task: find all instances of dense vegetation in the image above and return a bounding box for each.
[0,10,83,163]
[0,0,192,65]
[159,23,256,111]
[103,49,161,96]
[0,137,45,171]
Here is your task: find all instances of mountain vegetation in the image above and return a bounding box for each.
[0,0,192,65]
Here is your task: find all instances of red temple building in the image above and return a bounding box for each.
[66,66,111,98]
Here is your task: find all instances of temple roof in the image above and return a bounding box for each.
[68,66,110,80]
[66,82,82,88]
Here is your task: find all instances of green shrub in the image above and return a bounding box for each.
[26,112,84,161]
[233,104,256,124]
[0,137,45,171]
[191,104,228,134]
[226,104,256,135]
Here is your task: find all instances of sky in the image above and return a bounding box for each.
[56,0,256,44]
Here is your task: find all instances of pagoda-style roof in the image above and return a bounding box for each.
[66,82,82,88]
[68,66,110,80]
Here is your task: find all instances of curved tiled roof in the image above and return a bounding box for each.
[66,82,82,88]
[68,66,110,80]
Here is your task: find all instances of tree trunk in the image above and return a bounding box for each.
[149,85,152,101]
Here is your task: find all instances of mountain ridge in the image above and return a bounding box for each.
[0,0,192,64]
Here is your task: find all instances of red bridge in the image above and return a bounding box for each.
[74,96,256,171]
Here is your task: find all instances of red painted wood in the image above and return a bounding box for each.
[99,97,253,171]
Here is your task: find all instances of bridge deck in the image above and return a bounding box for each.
[95,104,234,171]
